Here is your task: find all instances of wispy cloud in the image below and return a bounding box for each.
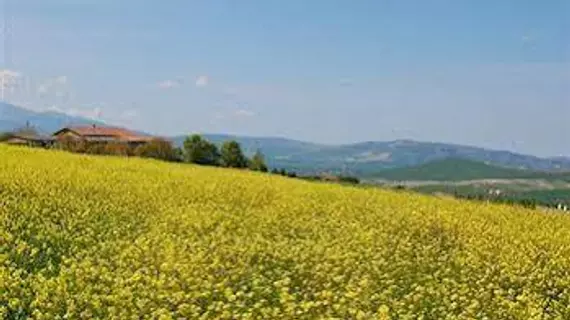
[37,75,69,96]
[521,35,533,43]
[234,109,256,117]
[46,104,103,120]
[521,31,539,47]
[0,69,21,79]
[0,69,22,90]
[195,75,209,88]
[213,111,225,120]
[74,107,103,120]
[157,79,183,89]
[54,76,67,85]
[211,108,256,122]
[119,109,138,120]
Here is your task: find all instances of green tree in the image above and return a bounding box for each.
[183,134,220,166]
[173,147,184,162]
[11,122,39,137]
[220,140,249,168]
[1,124,43,145]
[56,135,87,153]
[85,142,107,155]
[286,171,297,178]
[249,149,268,172]
[0,132,12,142]
[103,142,132,156]
[134,138,178,161]
[338,175,360,185]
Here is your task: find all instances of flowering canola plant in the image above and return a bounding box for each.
[1,144,570,319]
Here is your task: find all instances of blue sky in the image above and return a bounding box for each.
[1,0,569,156]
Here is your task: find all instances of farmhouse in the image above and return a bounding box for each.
[52,125,153,147]
[4,133,54,147]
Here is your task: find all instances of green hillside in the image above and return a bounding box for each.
[371,157,568,181]
[510,189,570,204]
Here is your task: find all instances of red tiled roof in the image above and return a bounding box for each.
[55,126,154,142]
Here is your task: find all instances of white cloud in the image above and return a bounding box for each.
[213,111,225,120]
[119,109,138,120]
[212,108,256,123]
[158,79,182,89]
[234,109,256,117]
[46,104,104,121]
[54,75,68,85]
[195,75,209,88]
[46,105,64,113]
[68,107,103,120]
[37,75,69,96]
[521,31,538,46]
[0,69,22,89]
[0,69,21,79]
[37,84,49,95]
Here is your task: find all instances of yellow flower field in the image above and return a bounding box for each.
[1,144,570,319]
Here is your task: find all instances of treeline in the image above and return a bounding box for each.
[296,173,360,185]
[269,168,360,185]
[55,136,183,162]
[455,193,541,209]
[2,127,361,185]
[180,134,269,171]
[403,185,569,211]
[455,192,570,211]
[54,134,272,172]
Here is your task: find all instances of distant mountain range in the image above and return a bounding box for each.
[0,102,103,135]
[3,101,570,176]
[170,135,570,176]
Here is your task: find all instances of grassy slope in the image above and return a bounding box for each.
[2,145,570,318]
[371,157,570,181]
[510,189,570,204]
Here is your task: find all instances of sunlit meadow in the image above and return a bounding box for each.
[2,145,570,319]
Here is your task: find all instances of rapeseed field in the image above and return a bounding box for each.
[1,144,570,319]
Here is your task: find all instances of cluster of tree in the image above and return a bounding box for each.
[0,125,44,144]
[270,168,298,178]
[450,191,570,211]
[397,185,570,211]
[51,133,270,172]
[182,135,268,171]
[298,174,360,185]
[1,124,38,137]
[455,192,539,209]
[52,136,182,162]
[0,132,11,142]
[3,127,362,184]
[268,168,360,185]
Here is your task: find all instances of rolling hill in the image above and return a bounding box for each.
[3,144,570,318]
[170,137,570,176]
[0,102,103,135]
[370,158,570,182]
[3,101,570,175]
[171,134,324,160]
[281,140,570,176]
